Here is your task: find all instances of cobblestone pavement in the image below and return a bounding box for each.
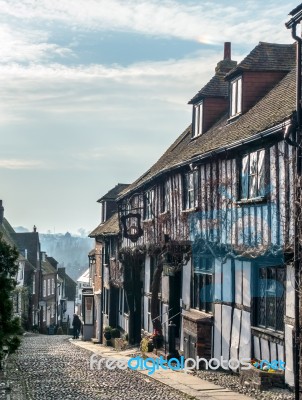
[0,334,197,400]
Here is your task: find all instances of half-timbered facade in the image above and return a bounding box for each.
[116,41,297,387]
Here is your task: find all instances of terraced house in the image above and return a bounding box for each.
[114,40,299,389]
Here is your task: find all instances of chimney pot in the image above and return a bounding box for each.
[224,42,231,60]
[33,225,37,232]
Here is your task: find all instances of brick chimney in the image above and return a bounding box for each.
[215,42,237,74]
[224,42,231,60]
[0,200,4,225]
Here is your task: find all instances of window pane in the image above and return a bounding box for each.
[198,103,203,135]
[257,150,265,197]
[231,80,237,116]
[194,105,199,136]
[237,78,242,114]
[257,266,284,331]
[241,155,249,199]
[249,152,258,198]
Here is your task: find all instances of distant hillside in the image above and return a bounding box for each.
[39,232,94,281]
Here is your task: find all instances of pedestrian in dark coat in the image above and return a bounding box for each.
[72,314,82,339]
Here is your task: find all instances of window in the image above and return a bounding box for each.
[100,201,106,223]
[191,258,214,313]
[255,265,285,332]
[193,101,203,137]
[144,189,154,220]
[48,279,51,296]
[160,181,170,213]
[18,263,23,280]
[52,278,55,295]
[32,277,35,295]
[43,280,46,297]
[241,150,265,200]
[84,296,93,325]
[183,170,199,210]
[230,76,242,117]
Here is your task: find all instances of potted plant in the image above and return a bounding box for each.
[104,326,112,345]
[111,328,121,339]
[152,330,164,349]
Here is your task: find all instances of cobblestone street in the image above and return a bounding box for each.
[0,334,195,400]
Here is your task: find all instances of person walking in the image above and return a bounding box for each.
[72,314,82,339]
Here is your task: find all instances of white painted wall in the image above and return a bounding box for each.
[285,324,294,387]
[182,260,191,310]
[239,310,251,360]
[286,264,295,319]
[242,262,251,307]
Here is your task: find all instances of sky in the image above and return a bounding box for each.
[0,0,299,235]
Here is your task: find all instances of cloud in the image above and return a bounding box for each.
[0,159,43,169]
[0,0,296,45]
[0,24,72,64]
[0,50,223,123]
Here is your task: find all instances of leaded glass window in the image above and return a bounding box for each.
[191,258,214,313]
[256,266,285,332]
[241,149,266,200]
[183,170,199,210]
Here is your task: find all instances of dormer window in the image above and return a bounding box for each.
[100,201,106,223]
[230,76,242,117]
[193,101,203,137]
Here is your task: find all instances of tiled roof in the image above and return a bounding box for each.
[77,268,90,283]
[189,59,237,104]
[97,183,129,202]
[119,67,296,199]
[0,219,36,270]
[12,232,40,268]
[42,258,57,275]
[188,74,228,104]
[89,213,119,238]
[58,267,76,301]
[226,42,295,80]
[0,218,18,248]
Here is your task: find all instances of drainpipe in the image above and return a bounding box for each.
[287,19,302,400]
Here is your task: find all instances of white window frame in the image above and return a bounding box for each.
[43,280,46,297]
[183,170,199,210]
[51,278,55,295]
[193,101,203,137]
[144,189,154,220]
[230,76,242,117]
[32,277,35,295]
[48,279,50,296]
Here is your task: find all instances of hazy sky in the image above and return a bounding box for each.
[0,0,298,234]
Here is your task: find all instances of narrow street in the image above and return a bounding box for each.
[0,334,195,400]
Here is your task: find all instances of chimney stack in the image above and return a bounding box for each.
[0,200,4,225]
[224,42,231,60]
[33,225,37,232]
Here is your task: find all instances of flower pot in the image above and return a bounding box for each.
[152,335,163,349]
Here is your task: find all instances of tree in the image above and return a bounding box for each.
[0,234,22,366]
